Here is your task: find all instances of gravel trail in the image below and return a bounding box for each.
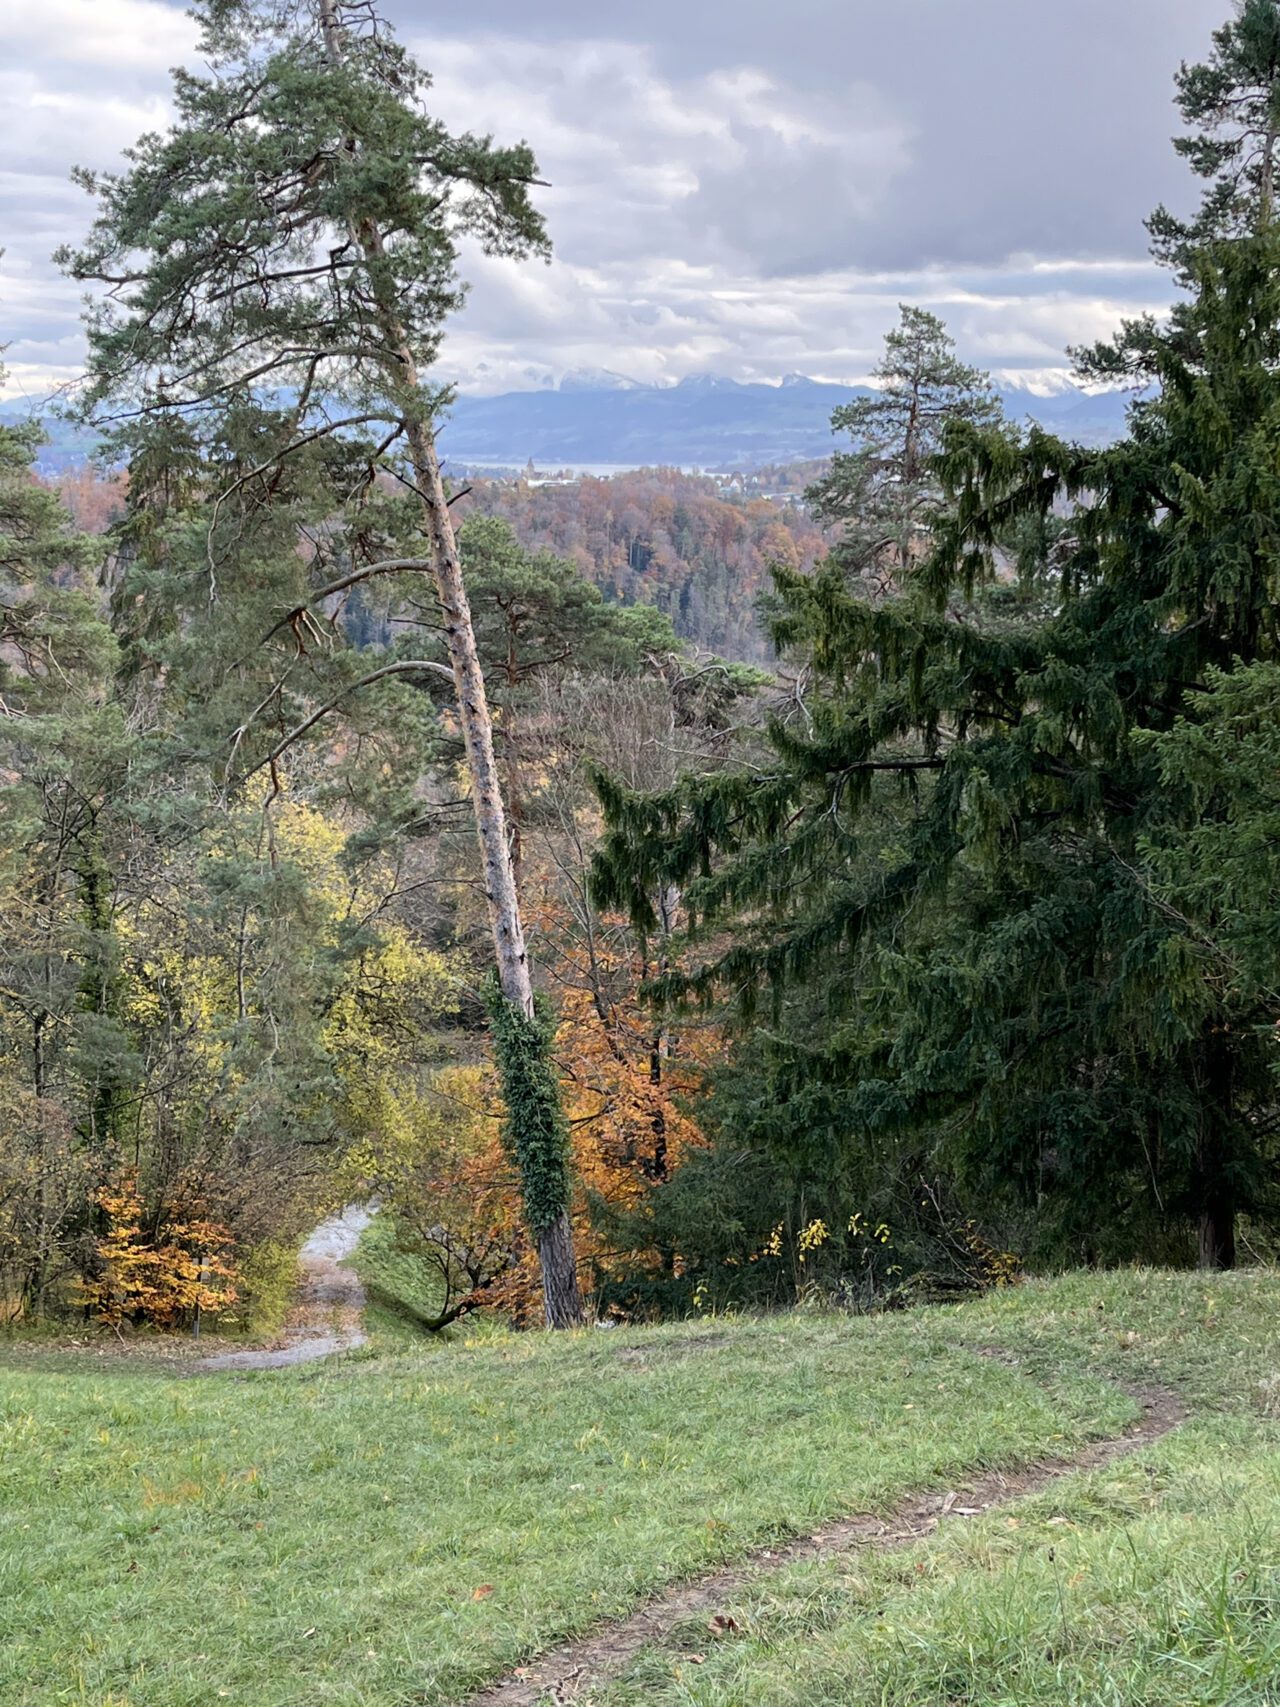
[196,1204,372,1372]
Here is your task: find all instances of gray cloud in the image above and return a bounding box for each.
[408,0,1226,271]
[0,0,1231,401]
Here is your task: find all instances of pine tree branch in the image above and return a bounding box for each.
[234,658,454,785]
[260,558,437,644]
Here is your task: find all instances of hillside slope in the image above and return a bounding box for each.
[2,1270,1277,1704]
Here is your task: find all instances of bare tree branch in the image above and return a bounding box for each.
[235,658,455,784]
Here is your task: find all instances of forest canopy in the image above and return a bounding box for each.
[3,0,1280,1340]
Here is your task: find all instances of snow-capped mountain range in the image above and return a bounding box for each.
[1,372,1136,475]
[434,371,1134,470]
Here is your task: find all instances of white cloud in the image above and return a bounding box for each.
[1,12,1179,403]
[431,249,1168,396]
[403,30,1171,393]
[6,0,198,71]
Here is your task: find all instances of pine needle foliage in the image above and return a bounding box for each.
[55,2,588,1321]
[58,2,547,429]
[1080,0,1280,381]
[0,392,111,718]
[54,0,550,799]
[806,306,1002,593]
[1150,0,1280,270]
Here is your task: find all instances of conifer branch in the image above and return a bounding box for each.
[235,658,454,785]
[259,559,436,644]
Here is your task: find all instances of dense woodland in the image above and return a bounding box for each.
[4,0,1280,1336]
[51,462,829,665]
[459,467,828,662]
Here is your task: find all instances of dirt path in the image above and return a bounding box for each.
[466,1382,1187,1707]
[196,1204,372,1372]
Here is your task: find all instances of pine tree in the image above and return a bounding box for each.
[1082,0,1280,381]
[0,383,108,722]
[59,0,585,1323]
[417,515,676,872]
[1150,0,1280,270]
[806,306,1001,593]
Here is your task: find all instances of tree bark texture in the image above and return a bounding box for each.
[318,0,583,1326]
[1195,1030,1237,1272]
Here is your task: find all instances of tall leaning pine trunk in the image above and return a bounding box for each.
[319,0,583,1329]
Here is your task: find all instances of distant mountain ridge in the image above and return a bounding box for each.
[0,373,1136,475]
[442,373,1133,470]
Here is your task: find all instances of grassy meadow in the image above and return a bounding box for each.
[1,1270,1278,1704]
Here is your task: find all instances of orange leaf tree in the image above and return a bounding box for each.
[80,1174,237,1330]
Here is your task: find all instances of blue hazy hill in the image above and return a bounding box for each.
[437,373,1134,469]
[1,373,1136,476]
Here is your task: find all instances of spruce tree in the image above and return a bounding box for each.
[594,14,1280,1271]
[59,0,585,1323]
[1143,660,1280,1022]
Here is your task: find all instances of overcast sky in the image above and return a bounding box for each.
[1,0,1230,402]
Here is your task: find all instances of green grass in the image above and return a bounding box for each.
[1,1270,1278,1705]
[351,1213,508,1347]
[592,1418,1280,1706]
[591,1270,1280,1707]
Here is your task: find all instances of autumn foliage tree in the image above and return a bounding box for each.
[461,468,828,662]
[361,624,754,1324]
[369,973,717,1327]
[80,1175,237,1331]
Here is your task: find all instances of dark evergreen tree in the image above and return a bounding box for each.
[1142,660,1280,1026]
[595,26,1280,1271]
